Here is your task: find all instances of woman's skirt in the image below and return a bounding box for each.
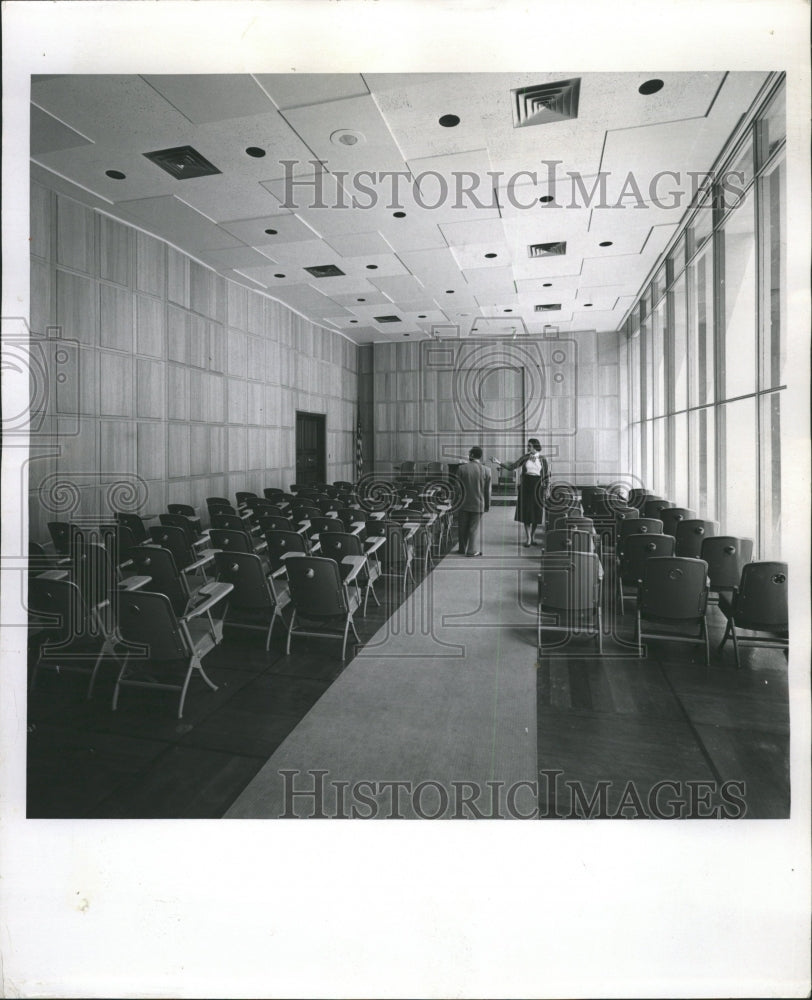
[514,473,546,525]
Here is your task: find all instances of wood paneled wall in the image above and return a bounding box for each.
[28,182,358,539]
[362,333,624,485]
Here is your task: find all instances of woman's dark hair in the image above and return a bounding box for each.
[528,438,541,452]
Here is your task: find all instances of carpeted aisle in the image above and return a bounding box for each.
[225,505,541,818]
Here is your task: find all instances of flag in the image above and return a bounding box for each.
[355,411,363,480]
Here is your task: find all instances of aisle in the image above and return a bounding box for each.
[226,506,541,818]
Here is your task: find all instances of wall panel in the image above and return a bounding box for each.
[29,183,359,540]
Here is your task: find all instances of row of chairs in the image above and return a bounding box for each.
[535,488,787,669]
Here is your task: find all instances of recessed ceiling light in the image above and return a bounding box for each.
[105,169,126,180]
[584,303,593,307]
[543,282,553,287]
[330,129,365,146]
[538,195,554,204]
[393,211,406,218]
[484,252,497,259]
[599,241,613,247]
[446,290,455,294]
[357,298,365,302]
[265,228,278,235]
[418,314,427,319]
[350,320,358,324]
[404,333,411,337]
[439,114,460,127]
[245,146,266,158]
[274,273,286,278]
[504,308,513,313]
[639,79,664,96]
[366,264,378,270]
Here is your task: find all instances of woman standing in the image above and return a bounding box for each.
[493,439,549,546]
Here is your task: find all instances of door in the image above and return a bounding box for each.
[295,411,326,485]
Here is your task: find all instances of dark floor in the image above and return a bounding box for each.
[26,539,790,820]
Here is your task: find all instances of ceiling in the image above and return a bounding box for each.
[30,71,768,344]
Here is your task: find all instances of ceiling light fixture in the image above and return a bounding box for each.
[366,264,378,270]
[599,240,613,247]
[543,282,553,287]
[538,195,554,204]
[639,79,664,95]
[264,228,278,235]
[439,114,460,127]
[105,169,126,180]
[330,129,366,146]
[245,146,266,158]
[485,252,497,259]
[393,211,406,218]
[274,273,286,278]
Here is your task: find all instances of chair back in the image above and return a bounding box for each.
[149,524,194,571]
[114,512,149,544]
[47,521,75,556]
[538,551,602,612]
[168,503,197,518]
[264,487,285,500]
[257,514,297,534]
[206,496,232,508]
[660,507,696,537]
[333,481,354,491]
[639,557,709,620]
[628,489,657,510]
[544,529,594,554]
[159,512,197,545]
[617,518,663,549]
[317,497,341,514]
[100,523,140,567]
[292,502,321,518]
[127,545,187,613]
[317,531,364,569]
[335,507,360,530]
[553,515,594,532]
[643,498,675,519]
[700,536,754,593]
[675,519,718,558]
[377,522,410,568]
[618,533,676,583]
[309,515,344,535]
[579,487,607,514]
[285,556,349,616]
[117,590,189,661]
[733,562,788,630]
[211,512,246,532]
[236,491,258,507]
[28,576,89,643]
[213,551,272,610]
[263,529,308,571]
[209,527,254,555]
[614,507,640,524]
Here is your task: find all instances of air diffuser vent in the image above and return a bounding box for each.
[143,145,221,180]
[512,78,581,128]
[304,264,346,278]
[373,315,401,323]
[528,241,567,258]
[534,304,562,312]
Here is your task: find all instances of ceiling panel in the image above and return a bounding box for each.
[143,75,275,124]
[28,71,770,343]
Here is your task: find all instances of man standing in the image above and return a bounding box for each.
[455,447,492,557]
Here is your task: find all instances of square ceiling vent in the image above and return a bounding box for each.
[534,304,562,312]
[528,241,567,258]
[512,78,581,128]
[304,264,346,278]
[374,315,401,323]
[143,145,221,180]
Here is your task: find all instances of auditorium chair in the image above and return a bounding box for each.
[643,498,676,519]
[635,556,710,666]
[699,536,754,602]
[660,507,697,538]
[284,555,364,661]
[718,562,788,669]
[616,532,676,614]
[317,531,383,616]
[537,551,604,654]
[113,582,232,719]
[213,550,290,651]
[675,519,718,559]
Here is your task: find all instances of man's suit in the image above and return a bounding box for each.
[455,459,492,556]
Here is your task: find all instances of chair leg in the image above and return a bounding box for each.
[617,573,625,616]
[286,610,296,655]
[178,660,194,719]
[341,616,350,660]
[636,611,643,658]
[730,621,741,670]
[596,606,603,655]
[702,618,709,668]
[196,656,218,693]
[718,617,732,652]
[111,654,129,711]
